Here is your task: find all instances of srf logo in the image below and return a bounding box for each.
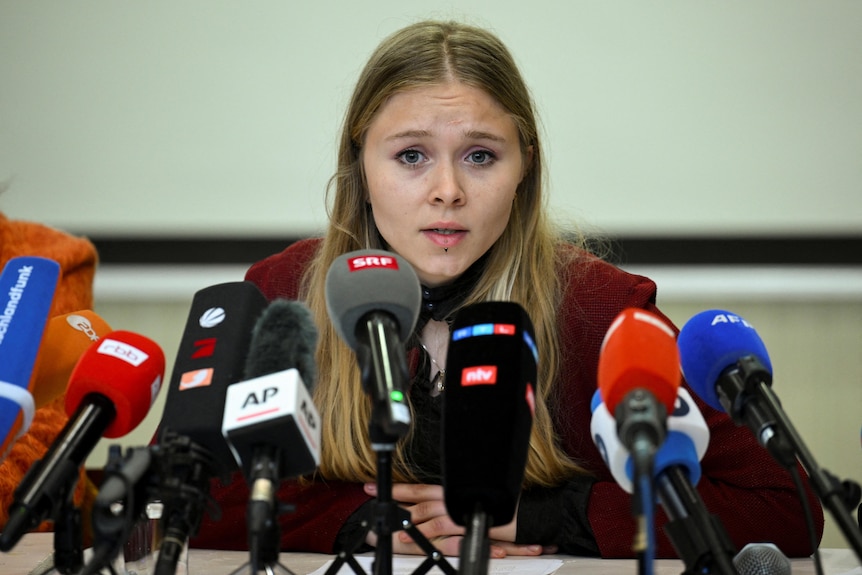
[461,365,497,386]
[348,255,398,271]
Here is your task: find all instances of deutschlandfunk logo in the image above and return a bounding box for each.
[0,266,34,347]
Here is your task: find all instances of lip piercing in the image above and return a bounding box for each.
[444,248,448,253]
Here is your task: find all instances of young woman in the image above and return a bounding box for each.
[194,20,823,559]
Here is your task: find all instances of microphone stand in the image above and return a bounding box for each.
[657,468,738,575]
[459,505,490,575]
[52,493,84,574]
[324,422,456,575]
[752,378,862,562]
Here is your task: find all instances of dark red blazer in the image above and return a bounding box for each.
[192,238,823,558]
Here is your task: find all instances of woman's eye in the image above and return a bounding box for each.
[398,149,424,165]
[467,150,495,165]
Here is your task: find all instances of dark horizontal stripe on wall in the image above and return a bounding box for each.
[90,235,862,266]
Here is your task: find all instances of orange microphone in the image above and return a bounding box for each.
[30,310,113,408]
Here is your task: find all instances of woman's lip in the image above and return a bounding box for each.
[422,228,467,247]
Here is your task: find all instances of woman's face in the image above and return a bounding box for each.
[361,81,529,287]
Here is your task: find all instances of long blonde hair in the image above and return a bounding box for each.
[302,20,587,486]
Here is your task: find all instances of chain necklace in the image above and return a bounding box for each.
[419,340,446,396]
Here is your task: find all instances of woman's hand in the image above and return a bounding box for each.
[363,483,557,557]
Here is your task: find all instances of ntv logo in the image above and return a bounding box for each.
[461,365,498,386]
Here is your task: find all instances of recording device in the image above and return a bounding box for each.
[591,388,738,575]
[324,250,420,439]
[590,387,708,494]
[150,281,269,575]
[159,280,269,477]
[733,543,791,575]
[0,330,165,554]
[222,299,320,572]
[30,311,113,407]
[597,308,681,461]
[442,301,538,575]
[678,309,862,561]
[0,256,59,458]
[676,310,794,466]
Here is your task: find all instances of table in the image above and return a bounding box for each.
[1,533,858,575]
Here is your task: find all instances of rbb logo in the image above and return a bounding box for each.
[242,386,278,409]
[300,399,317,430]
[97,338,148,367]
[710,313,753,328]
[461,365,498,386]
[348,255,399,271]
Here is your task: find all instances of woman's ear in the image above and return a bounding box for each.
[522,145,535,180]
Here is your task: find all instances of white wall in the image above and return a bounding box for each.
[1,1,861,237]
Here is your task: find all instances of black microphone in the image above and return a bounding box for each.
[442,302,537,575]
[221,299,320,571]
[324,250,420,439]
[153,281,269,575]
[0,331,165,554]
[159,280,269,476]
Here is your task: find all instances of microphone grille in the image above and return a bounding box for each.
[733,543,791,575]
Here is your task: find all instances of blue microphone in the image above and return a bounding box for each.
[677,309,793,465]
[0,256,60,459]
[679,309,862,561]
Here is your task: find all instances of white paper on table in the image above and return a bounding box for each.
[309,555,564,575]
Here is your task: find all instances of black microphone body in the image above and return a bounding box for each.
[356,310,412,439]
[160,281,269,477]
[442,302,537,575]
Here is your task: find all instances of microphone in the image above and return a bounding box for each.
[1,311,113,459]
[159,281,269,477]
[0,256,60,458]
[442,301,538,575]
[0,330,165,552]
[676,310,794,466]
[678,309,862,560]
[590,387,708,495]
[222,299,320,572]
[149,281,268,575]
[591,389,739,575]
[733,543,791,575]
[324,250,420,439]
[30,311,113,408]
[597,308,681,457]
[596,307,680,559]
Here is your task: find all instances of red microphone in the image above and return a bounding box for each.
[0,330,165,552]
[598,308,680,416]
[597,307,680,464]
